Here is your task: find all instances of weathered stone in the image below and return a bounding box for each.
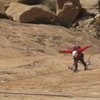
[0,0,42,16]
[56,2,80,27]
[80,0,100,15]
[57,0,81,9]
[6,3,56,23]
[56,0,81,15]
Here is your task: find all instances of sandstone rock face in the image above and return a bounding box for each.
[80,0,100,15]
[56,1,80,27]
[6,3,56,23]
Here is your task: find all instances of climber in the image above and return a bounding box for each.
[59,45,92,72]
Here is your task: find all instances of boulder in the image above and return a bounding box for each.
[56,0,81,14]
[56,1,80,27]
[0,0,42,16]
[80,0,100,15]
[6,3,56,23]
[57,0,81,9]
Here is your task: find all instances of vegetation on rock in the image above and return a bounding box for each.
[42,0,56,12]
[94,16,100,39]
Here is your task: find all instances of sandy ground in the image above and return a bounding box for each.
[0,54,100,100]
[0,19,100,100]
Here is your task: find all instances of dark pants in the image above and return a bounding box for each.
[73,56,87,71]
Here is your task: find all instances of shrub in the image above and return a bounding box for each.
[0,0,5,9]
[42,0,56,12]
[94,16,100,39]
[0,0,5,14]
[95,18,100,26]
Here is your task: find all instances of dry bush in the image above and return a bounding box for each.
[42,0,56,12]
[94,16,100,39]
[0,0,5,14]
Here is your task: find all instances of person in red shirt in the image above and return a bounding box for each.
[59,45,92,72]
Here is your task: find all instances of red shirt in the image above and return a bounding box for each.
[59,46,91,54]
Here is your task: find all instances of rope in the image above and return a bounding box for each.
[0,91,99,98]
[0,54,100,98]
[0,91,73,98]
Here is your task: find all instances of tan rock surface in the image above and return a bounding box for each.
[0,19,100,100]
[80,0,100,14]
